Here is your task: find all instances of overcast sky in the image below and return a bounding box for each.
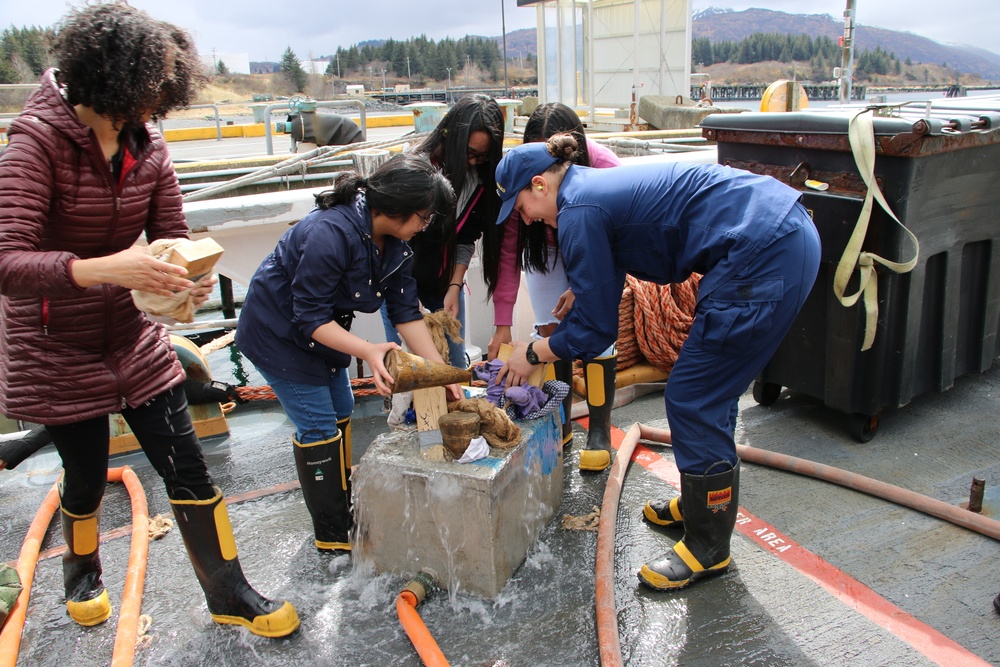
[6,1,998,62]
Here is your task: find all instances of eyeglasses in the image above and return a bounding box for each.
[416,211,438,232]
[467,146,491,164]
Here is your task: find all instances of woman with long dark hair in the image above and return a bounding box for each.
[381,94,504,368]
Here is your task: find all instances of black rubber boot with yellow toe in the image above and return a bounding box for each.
[638,459,739,590]
[61,504,113,626]
[170,487,300,637]
[293,427,353,552]
[579,353,617,472]
[643,496,684,528]
[550,360,575,446]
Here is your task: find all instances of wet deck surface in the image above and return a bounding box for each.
[2,344,999,666]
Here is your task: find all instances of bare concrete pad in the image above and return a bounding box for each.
[353,412,562,599]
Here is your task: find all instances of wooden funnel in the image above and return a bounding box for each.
[439,411,480,459]
[384,349,472,394]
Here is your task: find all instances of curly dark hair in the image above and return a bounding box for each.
[53,3,205,126]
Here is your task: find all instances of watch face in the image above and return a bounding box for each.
[526,342,540,365]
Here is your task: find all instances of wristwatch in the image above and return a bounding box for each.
[525,341,542,366]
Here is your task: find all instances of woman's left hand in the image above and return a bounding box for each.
[191,274,219,309]
[443,286,461,318]
[552,288,574,320]
[496,341,534,388]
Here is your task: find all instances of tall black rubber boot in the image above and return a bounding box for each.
[643,496,684,528]
[337,416,353,477]
[170,487,300,637]
[293,430,352,552]
[61,504,112,626]
[578,353,617,472]
[638,459,740,590]
[551,360,575,446]
[994,591,1000,614]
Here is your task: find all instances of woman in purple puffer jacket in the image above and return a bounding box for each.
[0,4,298,638]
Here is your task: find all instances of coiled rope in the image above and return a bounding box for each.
[236,376,383,402]
[616,274,700,374]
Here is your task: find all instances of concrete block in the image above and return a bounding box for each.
[354,411,562,599]
[496,99,524,134]
[518,96,539,117]
[407,102,447,133]
[638,95,744,130]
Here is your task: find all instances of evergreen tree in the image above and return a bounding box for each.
[280,46,308,93]
[0,26,53,83]
[344,47,360,72]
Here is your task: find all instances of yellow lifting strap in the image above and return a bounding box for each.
[834,109,921,351]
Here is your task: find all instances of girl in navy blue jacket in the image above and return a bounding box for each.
[237,153,458,553]
[494,134,820,592]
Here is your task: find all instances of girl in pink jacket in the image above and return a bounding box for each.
[484,103,621,472]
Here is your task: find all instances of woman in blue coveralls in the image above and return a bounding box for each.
[236,153,460,553]
[495,134,821,591]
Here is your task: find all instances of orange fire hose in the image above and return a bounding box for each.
[396,584,449,667]
[108,466,150,667]
[0,466,149,667]
[595,423,645,667]
[0,481,59,667]
[637,424,1000,541]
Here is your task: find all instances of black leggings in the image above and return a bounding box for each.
[48,386,215,514]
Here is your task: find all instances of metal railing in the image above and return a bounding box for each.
[262,99,368,155]
[157,104,223,140]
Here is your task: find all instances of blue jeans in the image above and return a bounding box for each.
[259,368,354,444]
[380,290,467,368]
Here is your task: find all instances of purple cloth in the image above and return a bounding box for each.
[472,361,569,421]
[504,384,547,419]
[474,359,507,405]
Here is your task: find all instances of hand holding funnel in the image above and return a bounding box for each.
[384,349,472,394]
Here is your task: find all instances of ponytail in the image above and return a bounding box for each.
[314,172,366,210]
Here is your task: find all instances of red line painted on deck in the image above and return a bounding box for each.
[582,419,991,667]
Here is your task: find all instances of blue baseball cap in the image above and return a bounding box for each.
[494,142,559,225]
